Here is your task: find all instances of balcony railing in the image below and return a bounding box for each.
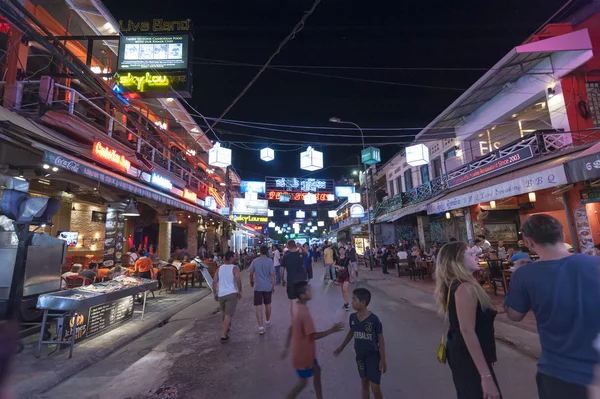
[376,130,572,218]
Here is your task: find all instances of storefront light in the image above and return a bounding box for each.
[327,194,335,201]
[318,221,324,227]
[268,222,275,228]
[528,192,537,203]
[284,210,289,216]
[268,209,274,217]
[445,212,451,220]
[490,200,497,209]
[328,210,337,218]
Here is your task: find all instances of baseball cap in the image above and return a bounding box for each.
[511,252,532,262]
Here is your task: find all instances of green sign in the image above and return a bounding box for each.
[361,147,381,165]
[581,189,600,204]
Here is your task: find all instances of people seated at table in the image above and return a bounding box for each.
[478,234,491,250]
[429,245,438,258]
[497,240,506,259]
[61,264,82,288]
[488,249,499,260]
[471,239,483,257]
[396,245,408,260]
[79,262,98,282]
[505,247,515,260]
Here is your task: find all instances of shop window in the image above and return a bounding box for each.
[404,170,413,190]
[586,82,600,128]
[432,158,442,178]
[420,165,430,184]
[444,148,457,159]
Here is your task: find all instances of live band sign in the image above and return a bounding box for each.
[447,146,534,188]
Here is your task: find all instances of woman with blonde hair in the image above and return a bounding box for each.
[435,241,501,399]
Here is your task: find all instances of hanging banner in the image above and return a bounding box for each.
[428,164,567,214]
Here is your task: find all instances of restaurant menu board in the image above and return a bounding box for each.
[103,211,117,268]
[87,296,134,337]
[58,296,134,344]
[115,214,125,267]
[199,266,214,292]
[574,207,595,255]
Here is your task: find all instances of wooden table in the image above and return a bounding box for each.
[502,269,513,292]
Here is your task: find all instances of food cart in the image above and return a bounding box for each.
[35,276,158,358]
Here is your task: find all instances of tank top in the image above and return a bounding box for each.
[446,280,497,363]
[217,264,238,297]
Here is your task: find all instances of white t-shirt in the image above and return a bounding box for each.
[482,240,491,250]
[273,250,281,267]
[472,245,483,256]
[397,251,408,260]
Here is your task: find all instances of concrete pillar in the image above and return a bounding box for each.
[158,216,172,260]
[206,225,215,254]
[50,195,73,237]
[187,220,198,257]
[416,215,431,250]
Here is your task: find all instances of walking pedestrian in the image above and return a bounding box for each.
[282,281,344,399]
[335,247,351,311]
[348,243,359,282]
[334,288,387,399]
[323,242,336,283]
[380,248,390,275]
[302,243,314,282]
[281,240,307,307]
[504,214,600,399]
[273,245,282,284]
[212,251,242,343]
[435,241,501,399]
[249,245,276,335]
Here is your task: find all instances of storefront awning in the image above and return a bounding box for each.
[38,146,224,219]
[564,141,600,182]
[426,149,588,214]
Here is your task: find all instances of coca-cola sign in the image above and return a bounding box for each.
[44,153,82,174]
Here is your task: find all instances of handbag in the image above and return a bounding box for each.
[437,285,452,364]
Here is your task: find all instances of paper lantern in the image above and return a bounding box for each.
[260,147,275,162]
[208,142,232,168]
[406,144,429,167]
[268,222,275,228]
[347,193,361,204]
[328,210,337,218]
[296,210,305,219]
[317,221,324,227]
[300,146,323,171]
[268,209,274,217]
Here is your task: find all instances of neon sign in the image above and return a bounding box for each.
[234,215,268,224]
[183,189,197,202]
[92,141,131,171]
[267,191,330,202]
[151,173,172,190]
[208,187,226,208]
[274,178,327,192]
[117,72,187,93]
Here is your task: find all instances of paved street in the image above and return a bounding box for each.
[42,263,539,399]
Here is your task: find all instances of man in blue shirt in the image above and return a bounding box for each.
[505,214,600,399]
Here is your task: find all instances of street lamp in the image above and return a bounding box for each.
[352,170,358,175]
[329,116,375,271]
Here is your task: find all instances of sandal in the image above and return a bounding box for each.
[220,335,230,343]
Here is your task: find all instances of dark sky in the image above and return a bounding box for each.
[104,0,567,181]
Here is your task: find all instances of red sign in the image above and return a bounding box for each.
[208,187,226,208]
[183,189,197,202]
[267,191,329,202]
[92,141,131,171]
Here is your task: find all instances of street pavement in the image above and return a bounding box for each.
[42,262,539,399]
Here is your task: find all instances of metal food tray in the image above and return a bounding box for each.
[36,280,158,311]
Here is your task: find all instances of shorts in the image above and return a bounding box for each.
[351,261,359,271]
[287,284,297,300]
[336,271,350,284]
[254,290,272,306]
[296,359,318,379]
[218,293,238,316]
[356,353,381,385]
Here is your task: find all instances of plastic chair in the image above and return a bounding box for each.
[64,275,92,288]
[179,263,197,289]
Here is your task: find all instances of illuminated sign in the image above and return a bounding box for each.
[274,178,327,192]
[233,198,268,216]
[208,187,226,208]
[280,194,290,202]
[240,180,266,194]
[205,196,217,211]
[151,173,172,190]
[117,34,190,70]
[335,186,355,198]
[119,19,192,33]
[183,189,197,202]
[234,215,269,224]
[92,141,131,171]
[267,191,330,202]
[350,204,365,218]
[116,71,191,98]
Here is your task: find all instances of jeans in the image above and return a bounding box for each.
[274,266,281,284]
[324,264,336,281]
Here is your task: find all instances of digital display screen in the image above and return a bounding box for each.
[57,231,79,246]
[118,34,189,70]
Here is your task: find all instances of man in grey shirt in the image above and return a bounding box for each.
[249,245,276,335]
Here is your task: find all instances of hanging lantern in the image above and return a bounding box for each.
[268,221,275,228]
[347,193,361,204]
[304,193,317,205]
[328,210,337,218]
[260,147,275,162]
[296,210,305,219]
[317,221,324,227]
[268,209,274,217]
[208,142,232,168]
[284,210,289,216]
[300,146,323,171]
[406,144,430,166]
[327,194,335,201]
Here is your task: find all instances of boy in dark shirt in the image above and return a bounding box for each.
[334,288,387,399]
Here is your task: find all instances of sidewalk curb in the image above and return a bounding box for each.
[362,277,541,361]
[20,290,212,398]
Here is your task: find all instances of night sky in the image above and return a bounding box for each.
[104,0,567,181]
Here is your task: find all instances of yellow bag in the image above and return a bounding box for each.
[437,286,452,364]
